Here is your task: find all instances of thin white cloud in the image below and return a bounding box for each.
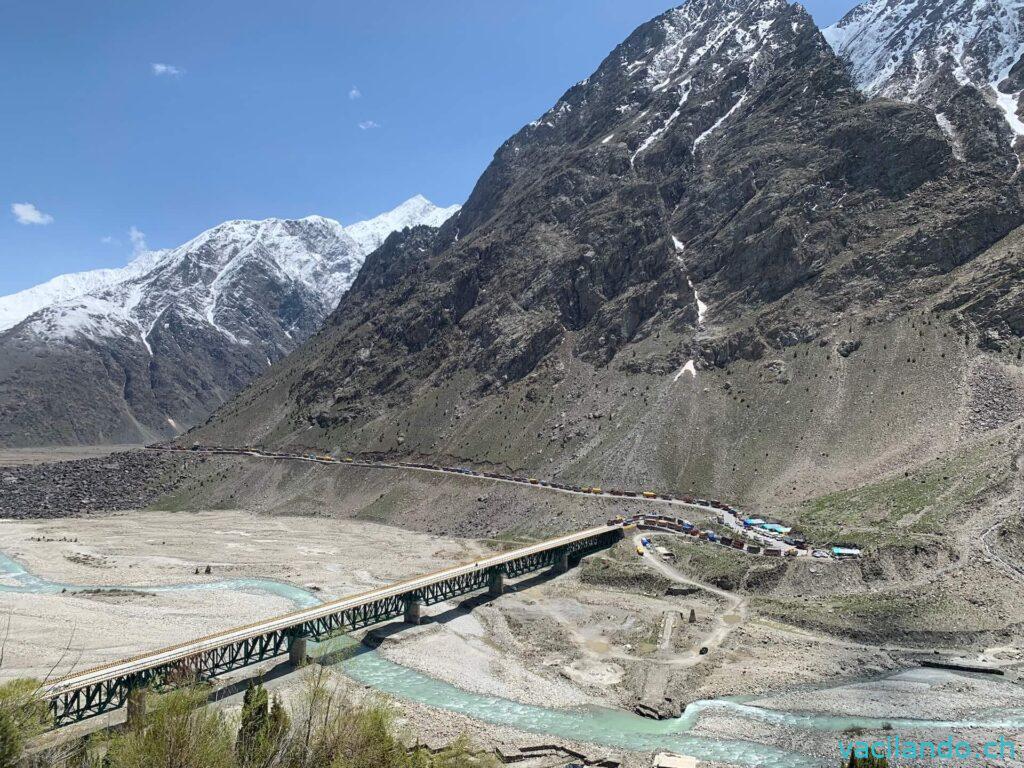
[151,63,184,77]
[11,202,54,226]
[129,226,148,255]
[358,120,380,130]
[348,86,362,100]
[101,235,120,245]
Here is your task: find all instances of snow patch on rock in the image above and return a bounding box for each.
[674,359,698,381]
[935,112,966,159]
[693,93,748,152]
[672,236,708,324]
[994,85,1024,144]
[631,80,692,166]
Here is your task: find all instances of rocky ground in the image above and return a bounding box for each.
[2,442,1023,767]
[0,445,142,466]
[0,450,200,518]
[364,536,1024,715]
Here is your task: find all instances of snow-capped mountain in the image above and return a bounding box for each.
[2,217,356,346]
[202,0,1008,442]
[824,0,1024,148]
[0,197,458,447]
[0,198,459,336]
[508,0,827,171]
[344,195,460,255]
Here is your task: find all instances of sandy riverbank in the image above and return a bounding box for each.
[0,510,486,681]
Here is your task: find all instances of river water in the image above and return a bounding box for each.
[2,550,1020,768]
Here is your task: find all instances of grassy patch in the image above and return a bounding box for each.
[657,536,788,592]
[354,486,413,523]
[782,442,1009,547]
[578,542,672,596]
[755,586,1004,643]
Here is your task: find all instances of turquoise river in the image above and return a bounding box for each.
[3,550,1021,768]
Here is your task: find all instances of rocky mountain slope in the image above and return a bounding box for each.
[0,196,458,447]
[193,0,1023,538]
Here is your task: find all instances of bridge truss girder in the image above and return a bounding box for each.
[48,526,621,726]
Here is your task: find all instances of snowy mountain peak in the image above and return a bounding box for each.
[825,0,1024,96]
[639,0,800,89]
[0,194,460,445]
[824,0,1024,146]
[486,0,836,198]
[0,196,459,335]
[344,196,460,254]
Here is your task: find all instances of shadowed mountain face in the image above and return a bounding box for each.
[0,198,458,448]
[193,0,1023,512]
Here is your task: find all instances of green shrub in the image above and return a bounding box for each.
[0,679,48,768]
[236,682,290,768]
[104,686,234,768]
[21,667,495,768]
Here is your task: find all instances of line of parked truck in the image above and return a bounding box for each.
[166,443,852,559]
[179,443,733,506]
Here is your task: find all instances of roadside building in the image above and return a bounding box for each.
[831,546,862,558]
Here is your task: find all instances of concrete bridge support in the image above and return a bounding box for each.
[554,551,570,574]
[404,597,424,625]
[126,687,147,729]
[488,569,505,597]
[288,636,308,668]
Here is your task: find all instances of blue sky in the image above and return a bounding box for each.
[0,0,857,295]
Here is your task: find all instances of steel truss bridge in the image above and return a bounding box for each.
[44,524,623,727]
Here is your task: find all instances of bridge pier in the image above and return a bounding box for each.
[126,687,147,729]
[488,569,505,597]
[554,551,570,574]
[288,636,308,668]
[404,597,424,625]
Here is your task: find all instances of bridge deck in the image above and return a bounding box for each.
[44,524,618,700]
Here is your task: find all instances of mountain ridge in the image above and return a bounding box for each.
[187,0,1023,530]
[0,197,460,334]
